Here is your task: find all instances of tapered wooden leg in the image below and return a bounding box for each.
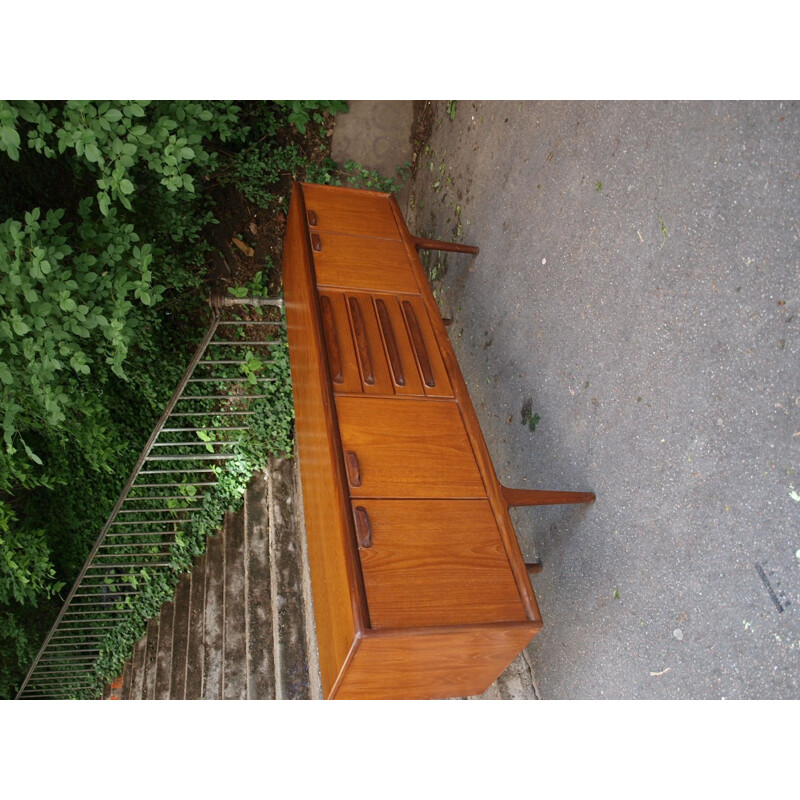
[500,486,596,507]
[525,562,543,575]
[414,236,479,256]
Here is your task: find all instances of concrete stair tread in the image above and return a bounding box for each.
[113,459,320,700]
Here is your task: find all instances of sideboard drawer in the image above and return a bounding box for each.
[335,396,486,499]
[352,499,529,629]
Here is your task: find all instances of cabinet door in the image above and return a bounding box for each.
[336,396,485,499]
[312,233,419,294]
[352,499,528,628]
[302,183,400,239]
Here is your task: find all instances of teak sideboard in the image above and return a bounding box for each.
[282,182,594,699]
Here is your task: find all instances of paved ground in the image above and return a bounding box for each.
[399,101,800,700]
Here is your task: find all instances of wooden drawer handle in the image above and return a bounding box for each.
[375,299,405,386]
[353,506,372,548]
[307,209,318,226]
[310,232,322,251]
[319,295,343,383]
[348,296,375,385]
[402,301,435,387]
[344,451,362,487]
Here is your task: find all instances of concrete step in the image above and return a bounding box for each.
[169,573,192,699]
[268,457,311,700]
[184,555,206,699]
[153,600,174,699]
[112,460,321,700]
[245,472,275,700]
[202,530,225,699]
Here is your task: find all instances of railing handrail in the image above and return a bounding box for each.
[16,296,284,699]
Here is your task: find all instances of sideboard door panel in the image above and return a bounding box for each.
[313,234,418,294]
[302,184,400,240]
[335,396,486,499]
[354,499,529,628]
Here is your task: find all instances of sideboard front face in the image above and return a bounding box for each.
[284,183,542,699]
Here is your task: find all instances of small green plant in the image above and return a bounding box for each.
[521,399,540,432]
[340,160,410,194]
[446,101,458,121]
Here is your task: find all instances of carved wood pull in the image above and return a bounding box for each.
[319,295,343,383]
[375,299,405,386]
[353,506,372,548]
[310,232,322,251]
[348,296,375,385]
[402,300,435,387]
[307,210,318,226]
[344,451,362,487]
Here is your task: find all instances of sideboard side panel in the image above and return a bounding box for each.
[283,184,363,697]
[334,624,540,700]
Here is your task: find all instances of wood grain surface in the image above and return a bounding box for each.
[335,396,486,499]
[335,623,539,700]
[354,499,528,628]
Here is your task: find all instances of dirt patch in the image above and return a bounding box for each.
[410,101,437,181]
[201,108,338,300]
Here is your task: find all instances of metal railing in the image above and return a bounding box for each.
[16,296,285,699]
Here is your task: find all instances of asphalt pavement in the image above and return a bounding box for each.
[404,100,800,699]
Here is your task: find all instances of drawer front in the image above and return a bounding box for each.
[399,296,452,397]
[318,290,453,398]
[336,396,486,499]
[345,293,395,395]
[302,183,400,240]
[318,290,362,394]
[312,233,419,294]
[351,499,528,628]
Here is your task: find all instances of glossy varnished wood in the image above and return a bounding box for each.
[317,290,362,394]
[335,395,486,499]
[372,294,425,395]
[345,291,395,394]
[312,233,419,293]
[354,499,529,629]
[301,183,401,240]
[335,623,539,700]
[282,187,367,697]
[399,295,453,397]
[387,192,543,623]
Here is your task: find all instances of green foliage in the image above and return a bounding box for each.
[0,99,252,698]
[0,99,342,699]
[274,100,348,135]
[339,159,410,193]
[75,327,294,698]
